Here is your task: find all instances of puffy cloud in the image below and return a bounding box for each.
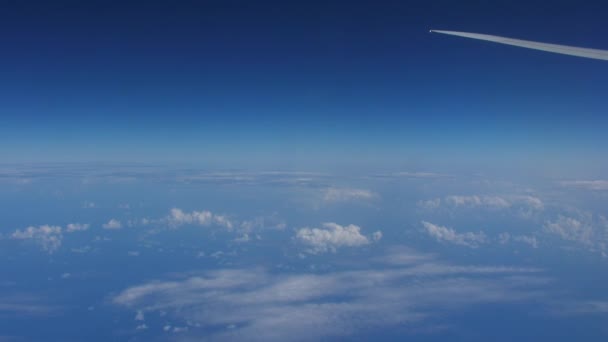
[421,221,486,248]
[11,225,63,253]
[323,188,376,203]
[168,208,233,229]
[544,215,595,246]
[102,219,122,230]
[112,248,545,341]
[66,223,90,232]
[296,223,378,253]
[543,214,608,254]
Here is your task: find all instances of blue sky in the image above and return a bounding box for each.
[2,0,608,173]
[2,1,608,341]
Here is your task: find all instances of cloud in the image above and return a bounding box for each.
[66,223,90,233]
[11,225,63,253]
[295,223,378,253]
[102,219,122,230]
[421,221,486,248]
[323,188,376,203]
[515,235,539,249]
[111,247,546,341]
[418,195,544,219]
[239,215,286,233]
[543,214,608,254]
[168,208,233,229]
[420,195,543,212]
[374,172,449,179]
[561,180,608,191]
[0,295,59,317]
[417,198,441,210]
[445,195,511,208]
[498,233,539,249]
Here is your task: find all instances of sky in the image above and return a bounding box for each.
[2,1,608,341]
[2,0,608,173]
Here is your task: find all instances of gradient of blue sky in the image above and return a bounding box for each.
[1,0,608,172]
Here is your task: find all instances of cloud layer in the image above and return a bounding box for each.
[112,247,546,341]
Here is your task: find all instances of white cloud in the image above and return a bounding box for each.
[498,233,539,248]
[11,225,63,253]
[498,232,511,244]
[234,234,251,243]
[561,180,608,191]
[543,213,608,254]
[66,223,90,233]
[421,195,543,211]
[240,215,286,233]
[323,188,376,203]
[417,198,441,210]
[383,172,448,178]
[372,231,383,242]
[112,248,545,341]
[296,223,377,253]
[0,295,58,316]
[102,219,122,230]
[514,235,539,249]
[168,208,233,229]
[445,195,511,208]
[421,221,486,248]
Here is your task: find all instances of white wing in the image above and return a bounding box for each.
[430,30,608,61]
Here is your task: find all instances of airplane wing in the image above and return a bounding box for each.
[430,30,608,61]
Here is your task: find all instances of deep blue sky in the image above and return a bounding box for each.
[2,0,608,172]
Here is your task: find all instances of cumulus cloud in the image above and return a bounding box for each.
[66,223,90,233]
[168,208,233,229]
[544,215,595,246]
[102,219,122,230]
[11,225,63,253]
[421,221,486,248]
[112,247,545,341]
[323,188,376,203]
[296,223,378,253]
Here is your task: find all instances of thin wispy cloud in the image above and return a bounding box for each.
[322,187,376,203]
[112,247,547,341]
[561,180,608,191]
